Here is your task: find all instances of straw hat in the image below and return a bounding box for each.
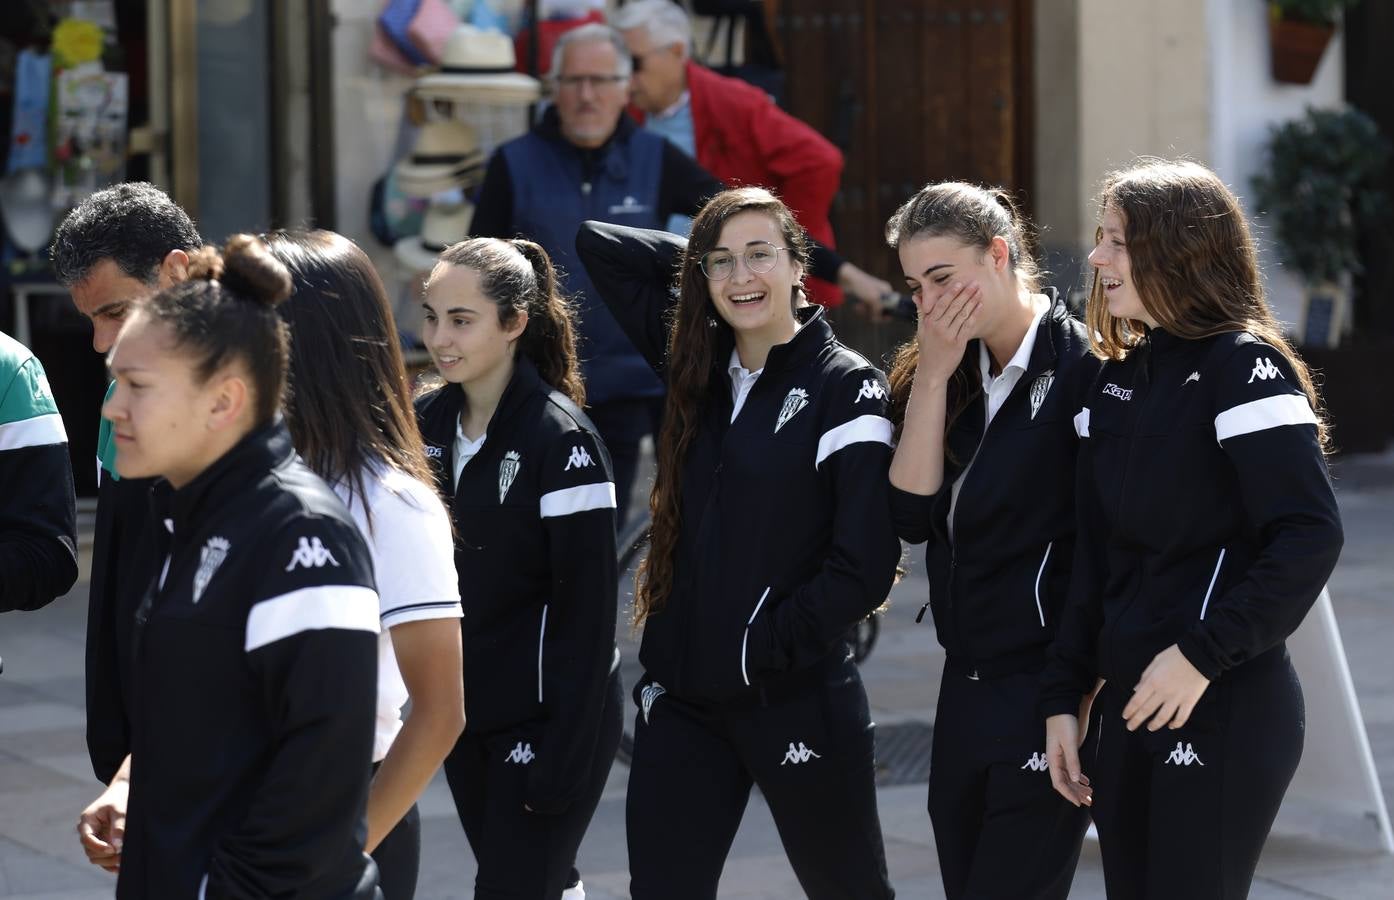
[415,25,541,104]
[394,201,475,272]
[394,120,487,198]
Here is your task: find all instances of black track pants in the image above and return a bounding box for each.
[927,662,1089,900]
[626,657,894,900]
[1085,652,1305,900]
[443,670,623,900]
[371,801,420,900]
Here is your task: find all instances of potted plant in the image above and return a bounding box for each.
[1268,0,1360,84]
[1252,105,1393,452]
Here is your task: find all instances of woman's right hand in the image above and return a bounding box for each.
[1045,713,1093,808]
[913,280,982,387]
[77,776,129,873]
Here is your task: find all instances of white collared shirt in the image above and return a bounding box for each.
[948,300,1049,539]
[453,418,487,490]
[728,347,764,423]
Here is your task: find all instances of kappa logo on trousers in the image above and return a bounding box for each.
[1020,751,1050,772]
[780,742,821,765]
[505,741,535,765]
[1165,741,1204,767]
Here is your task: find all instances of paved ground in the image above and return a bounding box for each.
[3,450,1392,899]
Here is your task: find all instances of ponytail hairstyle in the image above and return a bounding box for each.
[1087,158,1328,449]
[261,230,438,525]
[883,182,1041,446]
[634,186,809,627]
[142,233,292,426]
[425,237,585,405]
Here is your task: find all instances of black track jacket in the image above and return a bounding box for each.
[890,292,1101,677]
[1040,330,1343,717]
[415,358,618,814]
[577,220,900,703]
[118,422,379,900]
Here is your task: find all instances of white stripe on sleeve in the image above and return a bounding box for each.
[1073,407,1091,438]
[0,412,67,451]
[245,584,380,652]
[539,481,617,518]
[1214,393,1316,443]
[814,415,893,469]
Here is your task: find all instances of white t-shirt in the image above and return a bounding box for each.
[334,463,462,762]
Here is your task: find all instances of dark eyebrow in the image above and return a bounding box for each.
[90,299,132,318]
[421,302,476,315]
[920,264,953,277]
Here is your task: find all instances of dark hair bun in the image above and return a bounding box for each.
[185,245,224,282]
[220,234,293,308]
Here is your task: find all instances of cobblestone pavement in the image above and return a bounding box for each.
[3,451,1392,899]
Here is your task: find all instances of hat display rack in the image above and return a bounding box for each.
[393,24,541,273]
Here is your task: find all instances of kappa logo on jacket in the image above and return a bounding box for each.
[505,741,535,765]
[780,741,821,765]
[1101,382,1133,401]
[774,388,810,432]
[1247,357,1285,384]
[1165,741,1204,767]
[285,536,340,571]
[1028,370,1055,420]
[563,445,594,470]
[192,536,230,603]
[854,379,887,403]
[499,450,521,502]
[640,682,666,724]
[1020,751,1050,772]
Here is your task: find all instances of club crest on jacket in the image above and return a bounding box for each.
[1029,370,1055,420]
[775,388,810,433]
[193,536,230,603]
[499,450,521,503]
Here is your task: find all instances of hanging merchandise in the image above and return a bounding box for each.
[379,0,431,66]
[53,62,129,199]
[7,50,51,173]
[407,0,462,64]
[467,0,511,35]
[0,167,57,256]
[394,200,475,273]
[51,17,105,68]
[394,120,486,197]
[414,25,541,104]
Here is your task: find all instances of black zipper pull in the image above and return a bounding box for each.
[915,602,930,624]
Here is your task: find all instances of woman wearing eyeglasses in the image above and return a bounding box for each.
[578,188,899,900]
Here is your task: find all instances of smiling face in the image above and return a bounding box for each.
[101,313,244,488]
[703,211,803,344]
[422,264,528,387]
[1089,204,1154,326]
[898,233,1013,338]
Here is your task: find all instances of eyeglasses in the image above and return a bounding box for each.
[699,242,791,280]
[555,73,628,91]
[630,47,667,73]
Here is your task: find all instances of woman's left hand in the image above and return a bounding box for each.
[1122,644,1210,731]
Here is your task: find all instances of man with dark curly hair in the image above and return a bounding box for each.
[50,183,201,786]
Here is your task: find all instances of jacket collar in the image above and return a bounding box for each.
[712,304,831,378]
[421,356,547,450]
[154,419,296,537]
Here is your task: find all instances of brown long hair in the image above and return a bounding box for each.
[426,237,585,405]
[262,230,438,526]
[1086,159,1328,448]
[883,182,1041,444]
[633,187,810,626]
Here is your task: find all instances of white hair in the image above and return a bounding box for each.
[550,23,634,80]
[611,0,693,51]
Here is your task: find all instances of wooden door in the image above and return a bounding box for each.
[775,0,1033,361]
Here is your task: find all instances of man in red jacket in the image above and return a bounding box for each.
[613,0,892,310]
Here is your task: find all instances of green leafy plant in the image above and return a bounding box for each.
[1252,105,1391,285]
[1269,0,1362,28]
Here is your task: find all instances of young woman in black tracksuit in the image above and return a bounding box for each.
[884,183,1096,899]
[1041,159,1344,899]
[414,238,621,900]
[87,237,381,899]
[577,187,900,900]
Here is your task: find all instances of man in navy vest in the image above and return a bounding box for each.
[470,23,724,526]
